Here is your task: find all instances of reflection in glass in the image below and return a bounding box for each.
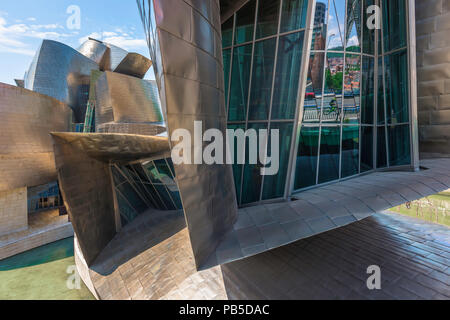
[377,126,387,168]
[363,0,375,54]
[343,54,361,124]
[229,44,252,121]
[304,52,324,123]
[385,50,409,124]
[281,0,308,33]
[311,1,327,50]
[388,124,411,166]
[323,53,344,124]
[272,32,304,120]
[235,0,256,45]
[294,126,319,189]
[242,123,267,204]
[361,56,374,124]
[228,123,245,204]
[256,0,280,39]
[360,126,373,172]
[248,38,277,120]
[223,49,231,108]
[346,0,362,52]
[327,0,345,50]
[222,17,234,48]
[262,122,294,200]
[341,126,359,178]
[383,0,407,52]
[318,126,341,184]
[377,57,385,124]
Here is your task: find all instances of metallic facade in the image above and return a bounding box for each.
[52,132,170,264]
[138,0,238,268]
[24,40,99,123]
[94,71,164,130]
[0,83,72,192]
[415,0,450,158]
[78,39,152,79]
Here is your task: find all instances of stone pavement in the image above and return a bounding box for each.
[205,158,450,268]
[86,209,449,300]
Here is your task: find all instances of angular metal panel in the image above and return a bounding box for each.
[113,53,152,79]
[138,0,238,269]
[0,83,72,192]
[51,132,171,265]
[95,71,164,129]
[24,40,99,123]
[77,38,109,66]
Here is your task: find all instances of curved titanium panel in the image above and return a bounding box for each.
[0,83,72,192]
[51,132,170,264]
[77,39,108,66]
[95,71,164,128]
[138,0,238,269]
[25,39,99,123]
[114,52,152,79]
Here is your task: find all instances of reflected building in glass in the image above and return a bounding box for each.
[221,0,418,203]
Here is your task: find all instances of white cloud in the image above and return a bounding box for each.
[27,17,37,22]
[0,16,70,56]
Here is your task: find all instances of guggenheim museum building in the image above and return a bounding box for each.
[0,0,449,299]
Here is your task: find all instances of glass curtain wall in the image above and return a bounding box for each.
[222,0,309,205]
[111,158,182,226]
[293,0,411,192]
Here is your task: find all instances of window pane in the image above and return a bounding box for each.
[377,126,387,168]
[361,56,374,124]
[377,57,385,125]
[294,126,319,189]
[343,54,361,124]
[228,123,246,204]
[346,0,362,52]
[222,16,234,48]
[256,0,280,39]
[385,50,409,124]
[229,44,252,121]
[388,124,411,166]
[360,126,373,172]
[235,0,256,45]
[262,122,294,200]
[241,123,267,204]
[341,126,360,178]
[303,52,324,124]
[281,0,308,33]
[323,53,344,124]
[248,38,277,120]
[383,0,407,52]
[223,49,231,108]
[272,31,305,120]
[327,0,345,50]
[363,0,375,54]
[311,1,328,50]
[318,126,341,184]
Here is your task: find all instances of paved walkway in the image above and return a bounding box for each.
[86,209,449,300]
[206,158,450,268]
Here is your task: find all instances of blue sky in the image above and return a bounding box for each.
[0,0,154,85]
